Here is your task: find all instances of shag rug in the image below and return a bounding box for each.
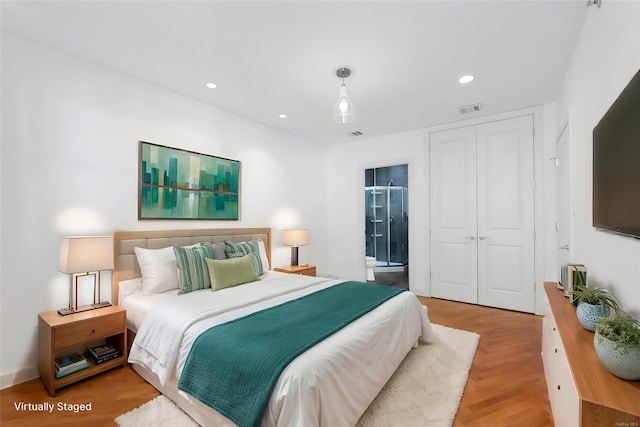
[116,324,479,427]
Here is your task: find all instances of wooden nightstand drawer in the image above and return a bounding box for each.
[54,312,124,350]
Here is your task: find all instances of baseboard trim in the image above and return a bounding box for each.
[0,366,39,389]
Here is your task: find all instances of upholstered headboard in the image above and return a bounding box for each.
[112,228,271,305]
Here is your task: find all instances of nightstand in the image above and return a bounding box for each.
[275,264,316,276]
[38,305,127,396]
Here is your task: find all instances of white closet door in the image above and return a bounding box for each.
[430,126,478,304]
[430,115,535,313]
[476,116,535,312]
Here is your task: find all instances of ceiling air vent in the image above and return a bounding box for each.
[351,131,363,136]
[458,103,483,114]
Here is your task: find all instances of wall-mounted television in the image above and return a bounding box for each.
[592,68,640,239]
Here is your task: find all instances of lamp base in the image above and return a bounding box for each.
[57,301,112,316]
[291,247,299,266]
[92,301,112,309]
[57,307,75,316]
[57,305,93,316]
[79,304,96,313]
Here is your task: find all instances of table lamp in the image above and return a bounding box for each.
[58,236,114,315]
[282,229,309,266]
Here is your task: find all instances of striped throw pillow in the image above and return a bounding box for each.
[224,240,264,275]
[173,244,212,294]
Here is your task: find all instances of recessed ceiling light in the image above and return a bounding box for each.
[458,75,474,84]
[279,114,288,119]
[206,82,217,89]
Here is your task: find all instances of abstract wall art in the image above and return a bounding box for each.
[138,141,240,220]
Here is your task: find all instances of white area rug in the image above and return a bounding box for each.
[116,324,479,427]
[116,394,199,427]
[356,324,479,426]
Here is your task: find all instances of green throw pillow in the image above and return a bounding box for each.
[173,244,212,294]
[205,255,259,291]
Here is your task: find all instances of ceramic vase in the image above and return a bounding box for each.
[576,302,605,332]
[594,332,640,381]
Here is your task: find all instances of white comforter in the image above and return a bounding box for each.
[128,274,435,427]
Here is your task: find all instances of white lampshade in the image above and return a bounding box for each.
[282,229,309,247]
[58,236,114,273]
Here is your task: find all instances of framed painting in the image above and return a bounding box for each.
[138,141,240,220]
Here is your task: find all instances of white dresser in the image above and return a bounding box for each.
[542,282,640,427]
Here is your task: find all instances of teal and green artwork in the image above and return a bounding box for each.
[138,141,240,220]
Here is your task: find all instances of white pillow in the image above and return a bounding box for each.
[134,244,200,293]
[258,240,270,272]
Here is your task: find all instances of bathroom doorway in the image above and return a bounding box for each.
[365,164,408,289]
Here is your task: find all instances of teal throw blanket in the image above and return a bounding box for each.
[178,281,405,427]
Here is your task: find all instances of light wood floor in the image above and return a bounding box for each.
[421,297,553,427]
[1,297,553,426]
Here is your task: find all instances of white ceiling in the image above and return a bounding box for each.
[1,1,587,146]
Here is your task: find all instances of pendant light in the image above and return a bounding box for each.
[333,67,355,123]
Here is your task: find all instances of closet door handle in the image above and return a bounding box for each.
[478,235,489,240]
[465,235,476,240]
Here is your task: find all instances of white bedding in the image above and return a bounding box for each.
[119,279,179,332]
[127,273,435,427]
[119,271,286,332]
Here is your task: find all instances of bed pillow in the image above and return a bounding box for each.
[224,240,264,275]
[204,241,227,260]
[134,243,201,293]
[205,255,259,291]
[223,240,246,258]
[134,246,180,293]
[257,240,270,272]
[173,244,212,294]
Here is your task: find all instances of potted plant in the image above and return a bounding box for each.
[570,285,620,331]
[594,315,640,380]
[569,266,587,304]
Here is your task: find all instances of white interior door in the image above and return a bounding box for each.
[476,116,535,313]
[430,126,478,304]
[430,115,535,313]
[556,124,571,277]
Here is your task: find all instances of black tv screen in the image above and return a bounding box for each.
[593,68,640,239]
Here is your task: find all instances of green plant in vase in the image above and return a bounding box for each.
[569,267,587,305]
[570,286,620,331]
[594,315,640,380]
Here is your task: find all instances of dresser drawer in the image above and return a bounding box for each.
[54,312,124,350]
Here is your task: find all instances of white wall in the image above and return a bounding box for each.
[555,1,640,318]
[0,34,327,387]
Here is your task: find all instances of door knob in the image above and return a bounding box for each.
[465,235,476,240]
[559,245,569,250]
[478,235,489,240]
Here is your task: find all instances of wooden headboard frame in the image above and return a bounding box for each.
[112,228,271,305]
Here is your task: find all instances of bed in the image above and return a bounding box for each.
[113,228,434,427]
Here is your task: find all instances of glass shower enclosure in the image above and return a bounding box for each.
[365,186,408,271]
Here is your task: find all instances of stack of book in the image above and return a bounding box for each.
[55,353,89,378]
[87,344,120,365]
